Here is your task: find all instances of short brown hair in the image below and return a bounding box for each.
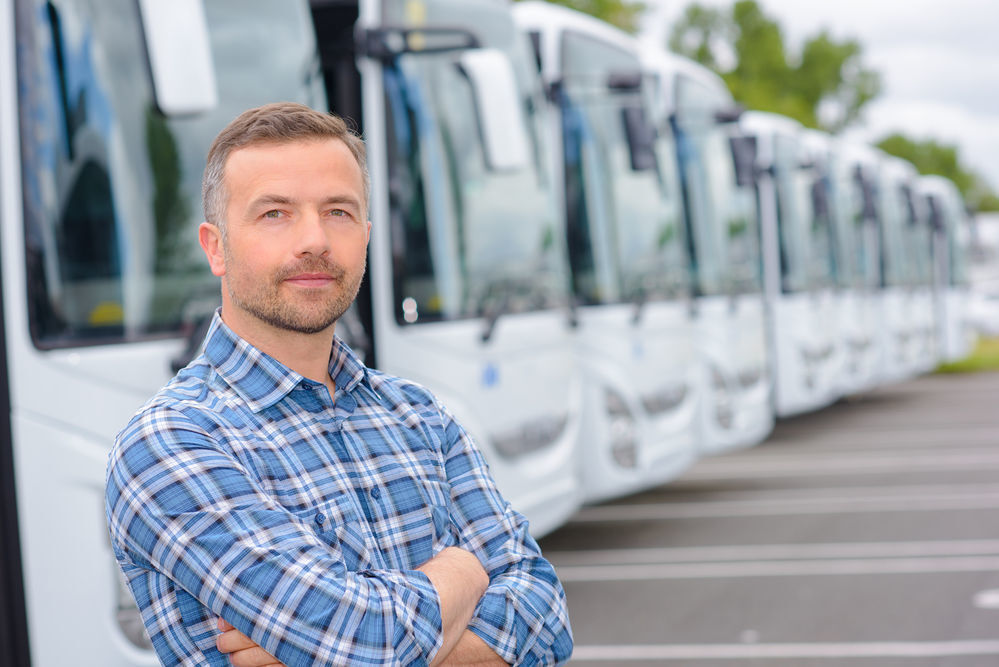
[201,102,369,231]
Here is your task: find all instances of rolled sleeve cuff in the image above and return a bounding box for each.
[370,569,443,664]
[467,587,573,666]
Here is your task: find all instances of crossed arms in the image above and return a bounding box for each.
[217,546,503,666]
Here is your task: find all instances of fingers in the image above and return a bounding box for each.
[216,621,284,666]
[226,645,284,667]
[216,627,258,653]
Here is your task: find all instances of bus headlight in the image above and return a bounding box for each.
[605,388,638,469]
[711,367,734,429]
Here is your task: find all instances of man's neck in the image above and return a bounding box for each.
[219,307,337,396]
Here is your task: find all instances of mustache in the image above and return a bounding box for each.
[275,257,347,281]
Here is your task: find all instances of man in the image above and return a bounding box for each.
[106,102,573,666]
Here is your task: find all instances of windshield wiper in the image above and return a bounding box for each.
[480,276,557,343]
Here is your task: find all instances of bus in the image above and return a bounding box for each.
[920,174,976,362]
[823,138,884,395]
[876,154,935,381]
[2,0,582,663]
[642,46,774,455]
[742,111,840,417]
[514,2,700,503]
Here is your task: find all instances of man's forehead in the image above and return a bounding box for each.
[225,138,364,186]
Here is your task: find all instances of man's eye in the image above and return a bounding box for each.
[329,209,347,217]
[263,210,285,219]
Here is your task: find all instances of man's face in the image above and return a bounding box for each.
[201,138,370,336]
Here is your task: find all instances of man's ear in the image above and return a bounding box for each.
[199,222,226,277]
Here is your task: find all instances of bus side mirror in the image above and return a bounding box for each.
[138,0,217,115]
[621,105,658,171]
[459,49,531,172]
[730,135,758,187]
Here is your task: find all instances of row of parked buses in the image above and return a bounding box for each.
[0,0,976,664]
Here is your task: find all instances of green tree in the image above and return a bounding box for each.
[515,0,647,34]
[877,134,999,212]
[669,0,881,133]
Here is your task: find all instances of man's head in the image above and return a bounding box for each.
[199,103,371,338]
[203,102,369,235]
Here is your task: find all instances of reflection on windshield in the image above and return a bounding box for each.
[384,37,567,325]
[17,0,324,347]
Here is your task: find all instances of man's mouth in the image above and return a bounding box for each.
[284,272,336,288]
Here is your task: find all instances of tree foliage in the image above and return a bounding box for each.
[877,134,999,212]
[514,0,647,34]
[668,1,880,133]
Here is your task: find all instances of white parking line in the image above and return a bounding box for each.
[683,447,999,480]
[771,427,999,450]
[684,449,999,480]
[545,538,999,566]
[570,489,999,522]
[555,555,999,582]
[570,640,999,661]
[974,589,999,609]
[662,482,999,503]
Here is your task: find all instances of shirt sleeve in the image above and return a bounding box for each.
[105,404,443,666]
[435,402,574,666]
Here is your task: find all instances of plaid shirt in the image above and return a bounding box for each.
[106,314,573,666]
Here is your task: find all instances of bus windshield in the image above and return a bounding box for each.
[831,158,881,290]
[880,177,915,288]
[559,32,686,305]
[774,135,835,292]
[903,186,933,287]
[16,0,325,348]
[673,75,759,297]
[382,3,566,324]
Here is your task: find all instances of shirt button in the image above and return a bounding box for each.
[314,512,326,526]
[370,487,381,500]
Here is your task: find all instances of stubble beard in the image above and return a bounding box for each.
[227,255,365,335]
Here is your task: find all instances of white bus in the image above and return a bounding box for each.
[876,154,933,381]
[920,174,976,362]
[825,138,885,395]
[642,47,773,455]
[742,112,840,417]
[514,2,700,503]
[1,0,581,663]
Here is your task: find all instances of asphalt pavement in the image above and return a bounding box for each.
[539,371,999,666]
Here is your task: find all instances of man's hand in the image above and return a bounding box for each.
[418,547,490,667]
[440,630,509,666]
[216,618,285,667]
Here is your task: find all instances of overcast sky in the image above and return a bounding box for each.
[640,0,999,193]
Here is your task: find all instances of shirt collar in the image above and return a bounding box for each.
[203,311,372,412]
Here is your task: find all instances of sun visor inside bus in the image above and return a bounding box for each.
[138,0,218,116]
[459,49,531,172]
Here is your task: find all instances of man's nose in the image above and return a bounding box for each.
[295,211,331,256]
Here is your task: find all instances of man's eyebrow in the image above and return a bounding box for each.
[320,195,363,210]
[248,194,362,209]
[248,194,295,209]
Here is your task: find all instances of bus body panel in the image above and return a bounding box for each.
[696,294,772,455]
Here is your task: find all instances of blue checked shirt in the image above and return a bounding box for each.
[105,314,573,666]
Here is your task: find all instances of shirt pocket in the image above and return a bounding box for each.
[296,491,373,571]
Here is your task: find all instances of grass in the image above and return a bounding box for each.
[936,337,999,373]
